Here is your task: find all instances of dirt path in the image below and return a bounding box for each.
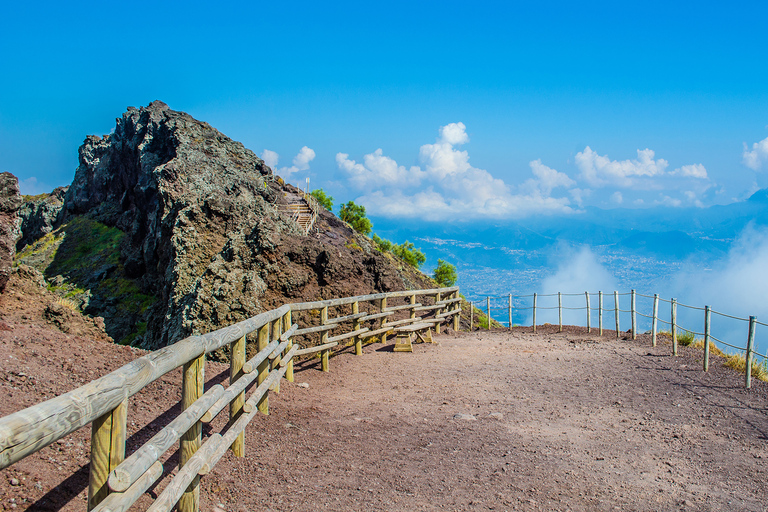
[2,324,767,511]
[194,327,768,512]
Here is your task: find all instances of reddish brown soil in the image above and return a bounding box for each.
[1,273,767,511]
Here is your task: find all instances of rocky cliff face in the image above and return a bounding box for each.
[0,173,22,293]
[16,186,67,251]
[17,101,432,349]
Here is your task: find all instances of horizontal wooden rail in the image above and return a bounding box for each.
[289,286,459,311]
[327,312,369,323]
[382,303,422,312]
[0,286,462,512]
[294,342,339,356]
[293,323,339,336]
[359,311,394,322]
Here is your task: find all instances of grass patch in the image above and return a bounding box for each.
[724,354,768,382]
[690,339,725,357]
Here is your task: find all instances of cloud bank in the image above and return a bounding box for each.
[335,122,718,221]
[743,135,768,170]
[261,146,316,180]
[337,123,576,221]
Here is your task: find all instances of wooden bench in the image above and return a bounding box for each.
[393,322,436,352]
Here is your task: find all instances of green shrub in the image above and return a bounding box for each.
[339,201,372,235]
[372,233,393,252]
[677,329,696,346]
[310,189,333,211]
[433,259,457,286]
[392,241,426,268]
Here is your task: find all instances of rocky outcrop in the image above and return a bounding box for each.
[0,173,22,293]
[17,101,433,349]
[16,186,67,251]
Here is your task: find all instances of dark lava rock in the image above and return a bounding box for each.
[0,173,22,293]
[17,186,67,251]
[43,101,434,350]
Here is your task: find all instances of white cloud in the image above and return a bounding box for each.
[743,135,768,170]
[262,147,316,180]
[260,149,279,169]
[525,159,576,195]
[439,122,469,145]
[655,194,682,207]
[531,246,617,325]
[671,163,708,179]
[336,150,424,189]
[569,188,590,207]
[293,146,315,171]
[576,146,668,188]
[610,191,623,204]
[338,123,576,221]
[684,190,705,208]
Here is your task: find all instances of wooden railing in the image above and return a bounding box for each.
[0,286,460,511]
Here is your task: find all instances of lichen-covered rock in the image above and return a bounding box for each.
[17,186,67,251]
[50,101,433,349]
[0,173,22,293]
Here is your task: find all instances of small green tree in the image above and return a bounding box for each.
[339,201,372,235]
[392,241,426,268]
[433,259,457,286]
[310,189,333,211]
[372,233,393,252]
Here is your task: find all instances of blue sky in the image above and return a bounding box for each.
[2,1,768,220]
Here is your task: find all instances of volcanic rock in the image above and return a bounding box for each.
[16,101,432,349]
[17,186,67,251]
[0,173,22,293]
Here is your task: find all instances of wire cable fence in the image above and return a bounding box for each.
[466,289,767,389]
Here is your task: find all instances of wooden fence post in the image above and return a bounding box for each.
[379,298,388,342]
[558,292,562,333]
[746,316,756,389]
[87,399,127,510]
[614,291,620,338]
[652,294,659,347]
[486,296,491,330]
[703,305,711,371]
[532,293,537,333]
[283,310,294,382]
[410,294,417,320]
[353,301,362,355]
[631,290,637,340]
[321,306,330,371]
[585,292,591,333]
[671,298,678,356]
[436,292,443,334]
[257,324,270,414]
[229,335,246,457]
[598,291,603,336]
[453,291,460,331]
[179,353,205,512]
[270,318,282,391]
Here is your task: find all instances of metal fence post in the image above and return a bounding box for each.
[652,294,659,347]
[614,291,620,337]
[671,298,678,356]
[598,291,603,336]
[585,292,591,333]
[746,316,756,389]
[703,305,711,371]
[558,292,562,333]
[532,293,537,333]
[631,289,637,340]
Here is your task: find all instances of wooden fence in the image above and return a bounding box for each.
[469,290,767,389]
[0,286,460,512]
